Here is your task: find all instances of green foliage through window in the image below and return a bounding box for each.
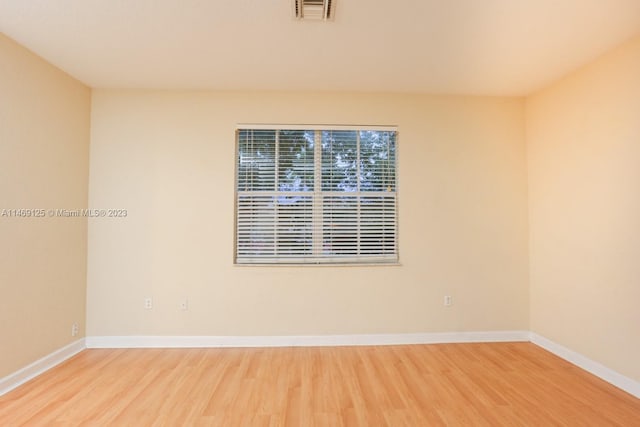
[236,127,397,264]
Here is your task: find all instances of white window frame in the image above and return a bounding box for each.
[235,124,398,265]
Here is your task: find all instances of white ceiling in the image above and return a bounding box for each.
[1,0,640,95]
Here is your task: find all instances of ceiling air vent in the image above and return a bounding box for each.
[294,0,335,21]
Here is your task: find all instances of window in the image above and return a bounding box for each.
[235,125,397,264]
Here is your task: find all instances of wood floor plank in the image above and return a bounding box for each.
[1,343,639,426]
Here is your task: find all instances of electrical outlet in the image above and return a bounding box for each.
[144,297,153,309]
[444,295,453,306]
[71,323,79,337]
[180,298,188,311]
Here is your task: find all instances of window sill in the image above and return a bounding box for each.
[233,262,403,268]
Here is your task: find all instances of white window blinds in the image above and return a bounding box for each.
[235,126,397,264]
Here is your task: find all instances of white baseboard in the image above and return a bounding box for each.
[530,333,640,399]
[6,332,637,401]
[85,330,529,349]
[0,338,85,396]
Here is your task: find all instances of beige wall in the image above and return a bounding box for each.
[527,35,640,382]
[87,91,529,336]
[0,34,90,377]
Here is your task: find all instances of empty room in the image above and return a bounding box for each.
[1,0,639,425]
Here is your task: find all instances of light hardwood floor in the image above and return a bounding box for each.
[1,342,639,426]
